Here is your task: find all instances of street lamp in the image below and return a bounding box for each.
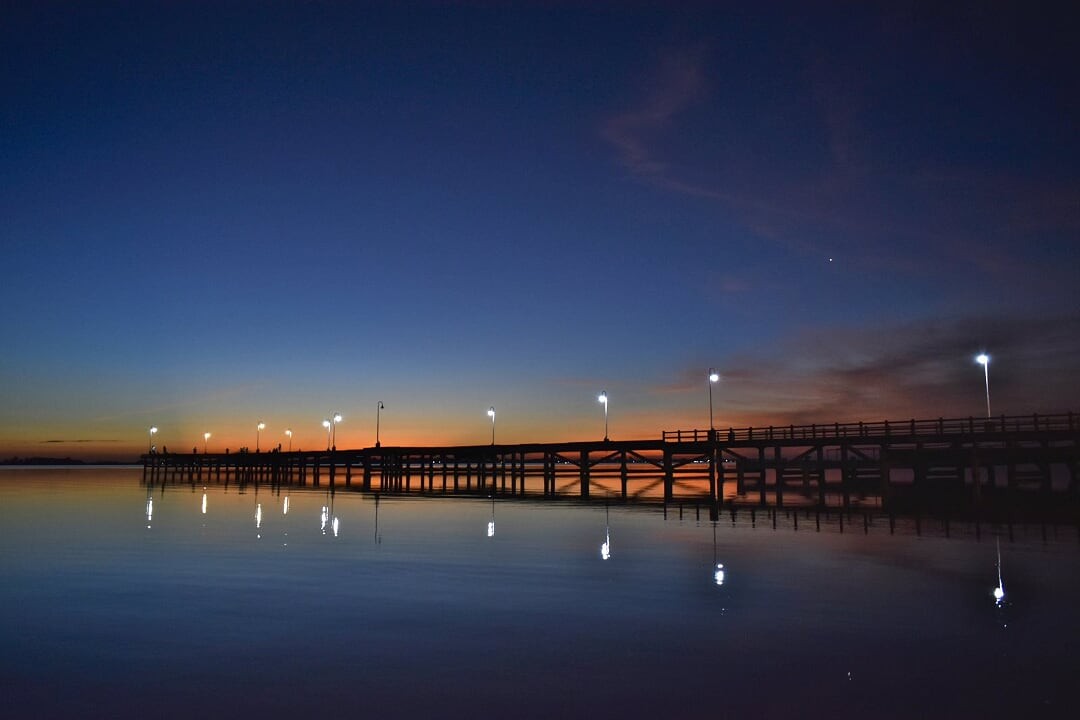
[285,428,292,452]
[323,413,342,450]
[256,421,265,452]
[598,391,609,441]
[976,354,991,419]
[203,432,211,454]
[148,426,158,453]
[708,369,720,431]
[487,407,496,445]
[376,401,385,447]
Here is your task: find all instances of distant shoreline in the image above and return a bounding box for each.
[1,457,139,466]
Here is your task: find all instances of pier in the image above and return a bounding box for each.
[139,416,1075,518]
[142,412,1080,520]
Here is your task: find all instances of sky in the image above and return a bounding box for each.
[2,1,1078,459]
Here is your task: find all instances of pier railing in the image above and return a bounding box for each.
[663,412,1078,443]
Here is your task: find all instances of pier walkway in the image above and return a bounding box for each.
[142,413,1080,518]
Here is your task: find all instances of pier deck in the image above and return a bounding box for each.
[142,413,1080,519]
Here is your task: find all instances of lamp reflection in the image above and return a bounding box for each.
[487,495,495,537]
[283,495,290,515]
[712,521,726,586]
[321,489,340,537]
[201,492,207,515]
[373,494,381,544]
[600,503,611,560]
[993,537,1006,607]
[145,496,153,529]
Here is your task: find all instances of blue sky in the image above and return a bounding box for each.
[2,2,1078,457]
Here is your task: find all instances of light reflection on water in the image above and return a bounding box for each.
[0,467,1078,719]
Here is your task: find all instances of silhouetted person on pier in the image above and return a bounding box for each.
[162,446,167,454]
[192,446,197,454]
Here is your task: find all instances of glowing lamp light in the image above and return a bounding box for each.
[714,563,726,586]
[708,369,720,430]
[487,521,495,538]
[975,353,991,418]
[598,391,609,441]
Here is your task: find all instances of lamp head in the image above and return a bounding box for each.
[203,432,211,441]
[709,371,720,383]
[333,413,342,424]
[487,407,495,418]
[322,419,331,429]
[149,426,158,434]
[257,422,265,431]
[598,392,607,405]
[976,353,989,366]
[285,429,292,437]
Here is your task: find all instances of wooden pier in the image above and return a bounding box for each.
[142,412,1080,519]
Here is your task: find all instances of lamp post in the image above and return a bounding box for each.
[598,391,608,441]
[256,421,265,452]
[285,428,292,452]
[203,432,211,454]
[376,401,384,448]
[976,354,991,419]
[487,407,496,445]
[708,369,720,431]
[323,413,342,450]
[148,426,158,453]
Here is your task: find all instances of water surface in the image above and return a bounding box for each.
[1,468,1077,718]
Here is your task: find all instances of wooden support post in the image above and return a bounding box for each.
[620,451,629,500]
[758,447,766,506]
[663,449,674,502]
[816,447,826,507]
[580,450,590,499]
[773,445,784,508]
[840,444,851,510]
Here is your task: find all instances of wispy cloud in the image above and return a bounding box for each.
[600,42,1080,289]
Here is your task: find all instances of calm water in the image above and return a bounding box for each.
[1,468,1078,719]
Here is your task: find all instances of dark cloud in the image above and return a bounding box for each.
[713,313,1080,424]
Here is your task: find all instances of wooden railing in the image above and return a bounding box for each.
[662,412,1078,443]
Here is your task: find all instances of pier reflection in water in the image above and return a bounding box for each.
[1,467,1078,719]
